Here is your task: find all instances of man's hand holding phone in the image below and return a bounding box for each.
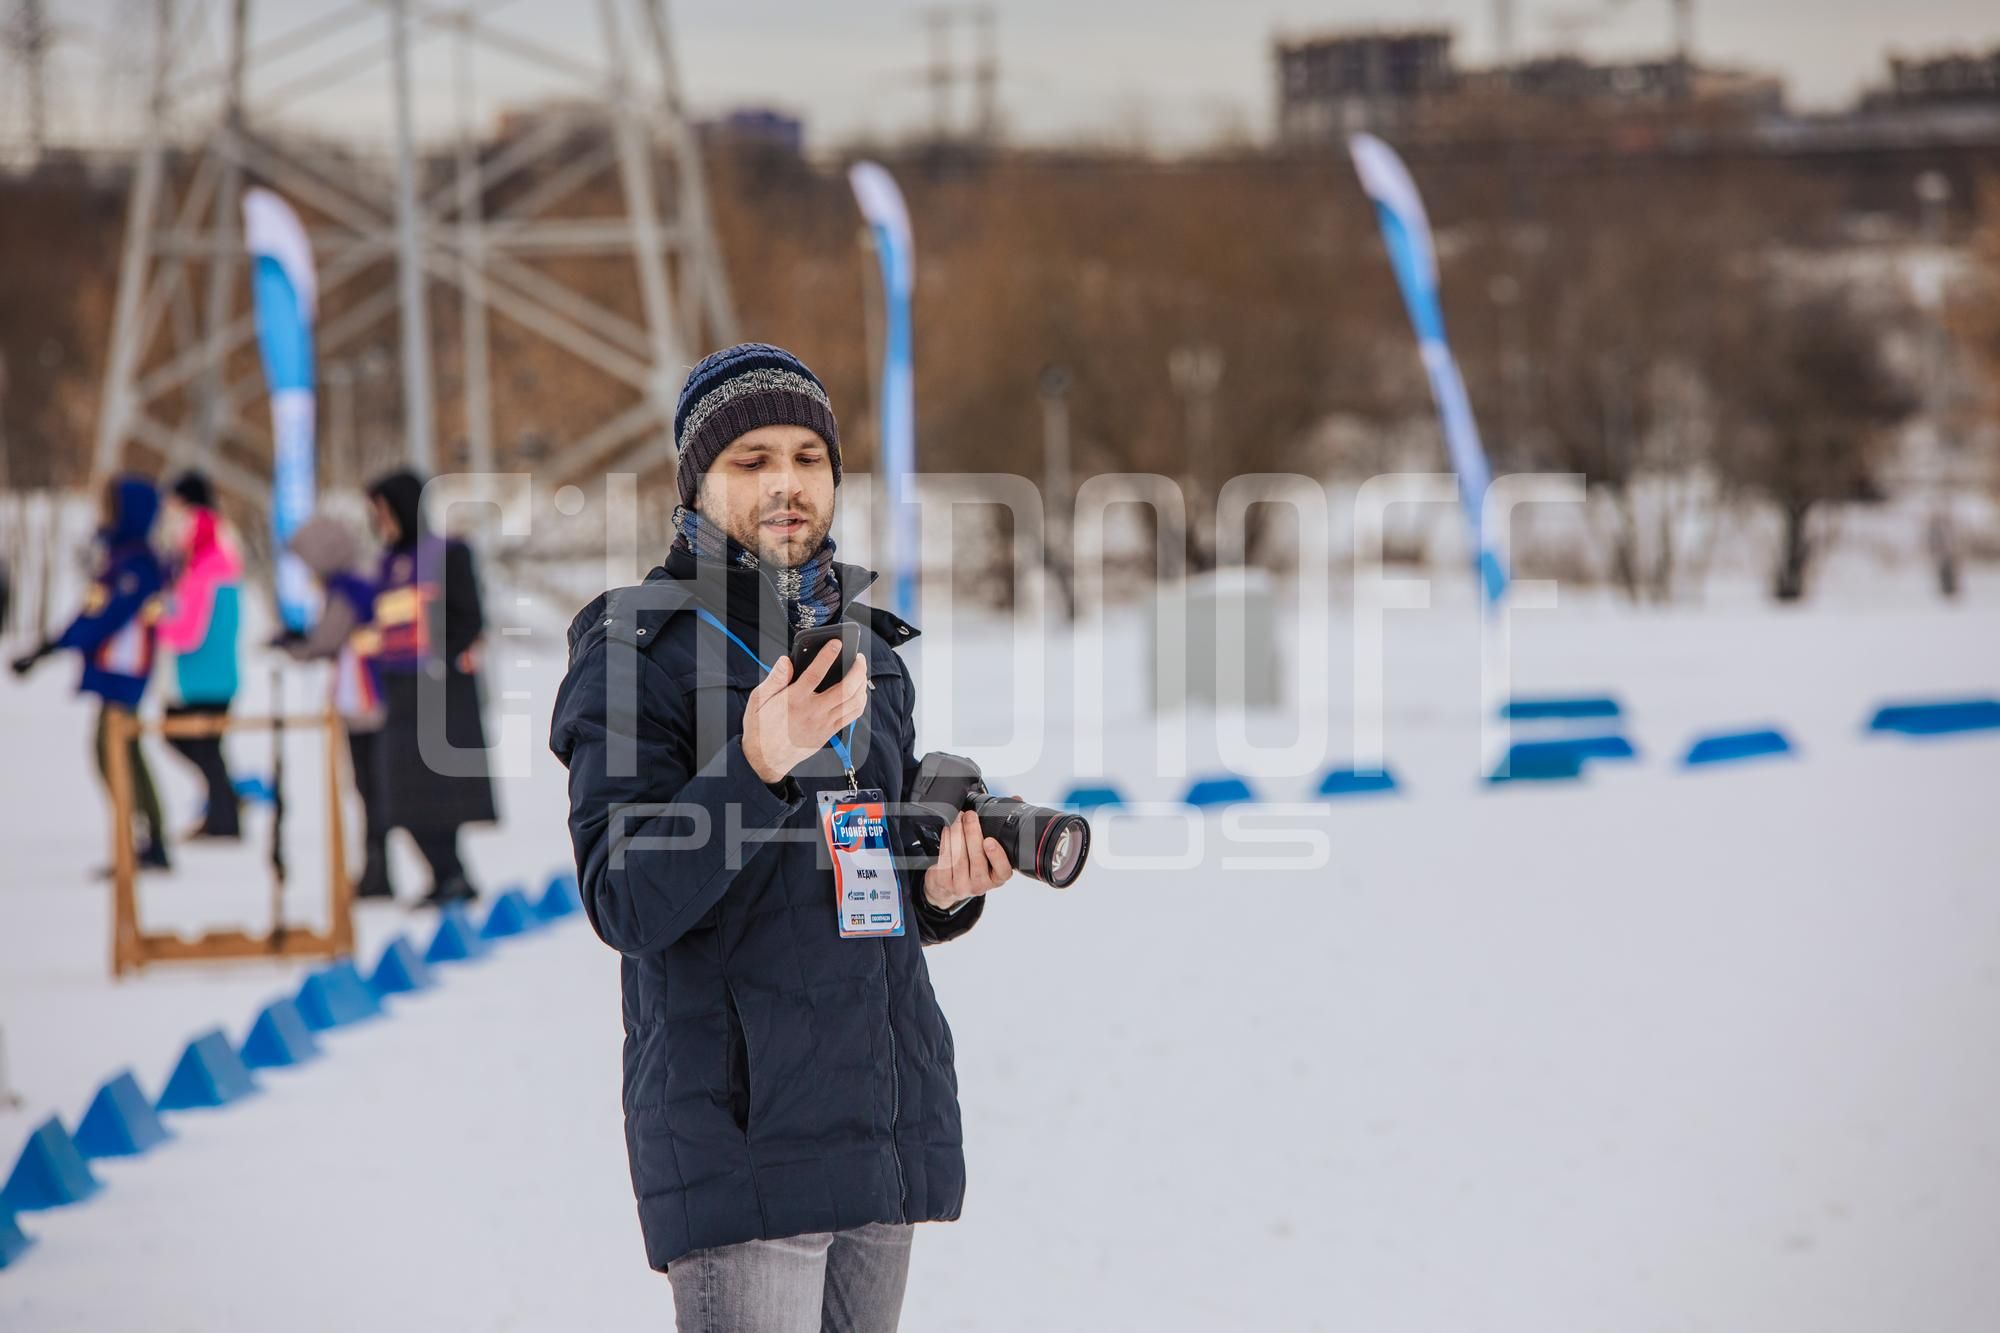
[741,639,869,786]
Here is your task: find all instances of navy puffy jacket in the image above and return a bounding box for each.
[549,555,983,1270]
[55,476,164,708]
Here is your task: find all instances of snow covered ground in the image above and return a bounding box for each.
[2,565,1997,1331]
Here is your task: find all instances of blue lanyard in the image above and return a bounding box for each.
[694,607,858,782]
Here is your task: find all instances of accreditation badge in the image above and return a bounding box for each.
[817,787,906,939]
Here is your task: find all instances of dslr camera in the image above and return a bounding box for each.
[899,752,1091,889]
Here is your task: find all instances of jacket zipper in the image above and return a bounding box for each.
[880,937,907,1214]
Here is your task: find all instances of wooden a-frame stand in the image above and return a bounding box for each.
[104,705,353,978]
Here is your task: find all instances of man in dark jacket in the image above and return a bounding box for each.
[550,343,1010,1332]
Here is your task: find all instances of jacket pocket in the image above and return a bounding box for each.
[722,985,752,1137]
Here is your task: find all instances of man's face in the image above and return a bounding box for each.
[160,496,190,547]
[696,424,837,568]
[369,495,399,547]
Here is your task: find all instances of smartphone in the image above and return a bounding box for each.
[788,621,861,693]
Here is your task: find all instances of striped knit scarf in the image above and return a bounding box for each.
[671,504,842,631]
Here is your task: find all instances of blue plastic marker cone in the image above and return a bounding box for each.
[425,904,489,964]
[368,935,436,998]
[295,960,384,1031]
[1317,767,1399,798]
[155,1029,258,1111]
[1568,734,1638,761]
[1,1118,101,1212]
[0,1210,31,1269]
[1489,740,1587,784]
[1061,783,1127,811]
[1684,727,1794,767]
[1501,694,1623,721]
[241,998,323,1069]
[74,1070,172,1158]
[535,872,583,921]
[1867,698,2000,736]
[1183,775,1255,808]
[480,889,540,941]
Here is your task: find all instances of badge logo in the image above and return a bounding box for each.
[831,806,869,851]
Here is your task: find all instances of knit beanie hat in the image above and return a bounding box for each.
[672,342,842,509]
[170,469,216,510]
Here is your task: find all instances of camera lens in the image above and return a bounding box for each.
[970,797,1091,888]
[1034,812,1090,888]
[908,753,1093,889]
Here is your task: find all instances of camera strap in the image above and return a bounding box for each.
[692,607,859,786]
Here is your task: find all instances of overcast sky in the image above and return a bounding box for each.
[17,0,2000,153]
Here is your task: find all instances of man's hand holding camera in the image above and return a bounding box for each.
[921,809,1013,912]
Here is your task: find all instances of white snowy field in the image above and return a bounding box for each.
[1,565,1997,1331]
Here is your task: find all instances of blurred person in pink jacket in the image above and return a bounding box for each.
[156,471,244,841]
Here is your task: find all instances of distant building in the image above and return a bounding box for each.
[1471,57,1784,114]
[1273,26,1785,147]
[1867,46,2000,108]
[1490,55,1681,104]
[699,108,806,156]
[494,98,610,141]
[1274,29,1456,145]
[1767,48,2000,167]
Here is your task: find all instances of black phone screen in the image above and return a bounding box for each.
[788,622,860,692]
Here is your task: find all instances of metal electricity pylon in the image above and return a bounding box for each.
[1,0,58,164]
[90,0,736,518]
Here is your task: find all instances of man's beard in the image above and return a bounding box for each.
[728,506,833,569]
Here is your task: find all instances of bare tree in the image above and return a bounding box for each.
[1711,282,1916,601]
[1449,163,1812,602]
[1948,176,2000,520]
[0,163,123,491]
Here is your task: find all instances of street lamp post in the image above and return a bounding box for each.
[0,1024,20,1110]
[1038,363,1074,620]
[325,361,355,491]
[1916,169,1958,601]
[1168,343,1223,570]
[388,0,436,475]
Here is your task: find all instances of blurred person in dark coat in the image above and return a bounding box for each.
[282,514,393,899]
[363,470,498,906]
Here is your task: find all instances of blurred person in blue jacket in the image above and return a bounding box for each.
[11,475,172,872]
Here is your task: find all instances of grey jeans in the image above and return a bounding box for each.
[668,1222,914,1333]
